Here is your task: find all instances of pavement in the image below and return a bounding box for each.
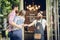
[0,34,10,40]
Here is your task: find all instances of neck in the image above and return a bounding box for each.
[12,9,15,12]
[37,17,42,20]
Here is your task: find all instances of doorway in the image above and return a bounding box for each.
[23,0,60,40]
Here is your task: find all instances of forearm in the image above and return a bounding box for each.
[28,24,32,27]
[28,23,34,27]
[10,22,18,27]
[10,22,22,28]
[21,23,32,27]
[28,21,35,27]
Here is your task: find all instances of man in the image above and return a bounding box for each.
[8,4,22,29]
[28,12,47,40]
[8,4,23,40]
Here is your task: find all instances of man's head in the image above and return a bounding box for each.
[37,12,43,17]
[36,12,43,20]
[12,4,18,11]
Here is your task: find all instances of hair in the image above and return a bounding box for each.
[38,12,43,15]
[19,10,23,16]
[15,11,19,14]
[12,4,18,9]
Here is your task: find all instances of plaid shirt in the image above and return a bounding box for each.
[8,11,16,31]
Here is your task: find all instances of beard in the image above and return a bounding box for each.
[15,10,18,14]
[36,16,41,20]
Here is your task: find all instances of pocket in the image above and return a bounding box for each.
[34,34,41,39]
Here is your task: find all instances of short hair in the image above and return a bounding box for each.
[12,4,18,9]
[38,11,43,16]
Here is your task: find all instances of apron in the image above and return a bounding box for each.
[34,21,44,40]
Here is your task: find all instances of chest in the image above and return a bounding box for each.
[14,16,25,24]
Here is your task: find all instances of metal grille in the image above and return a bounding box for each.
[46,0,59,40]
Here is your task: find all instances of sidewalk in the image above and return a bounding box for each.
[0,34,10,40]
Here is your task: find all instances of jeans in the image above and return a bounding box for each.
[8,29,22,40]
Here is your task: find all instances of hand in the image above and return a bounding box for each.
[23,24,28,27]
[17,25,22,29]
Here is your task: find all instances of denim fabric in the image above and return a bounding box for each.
[34,22,44,40]
[12,16,25,30]
[8,29,22,40]
[35,22,44,35]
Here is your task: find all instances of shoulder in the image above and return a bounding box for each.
[8,11,15,17]
[42,19,46,21]
[33,20,37,23]
[21,16,25,19]
[42,19,46,22]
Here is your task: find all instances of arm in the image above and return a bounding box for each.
[28,20,36,27]
[9,13,22,28]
